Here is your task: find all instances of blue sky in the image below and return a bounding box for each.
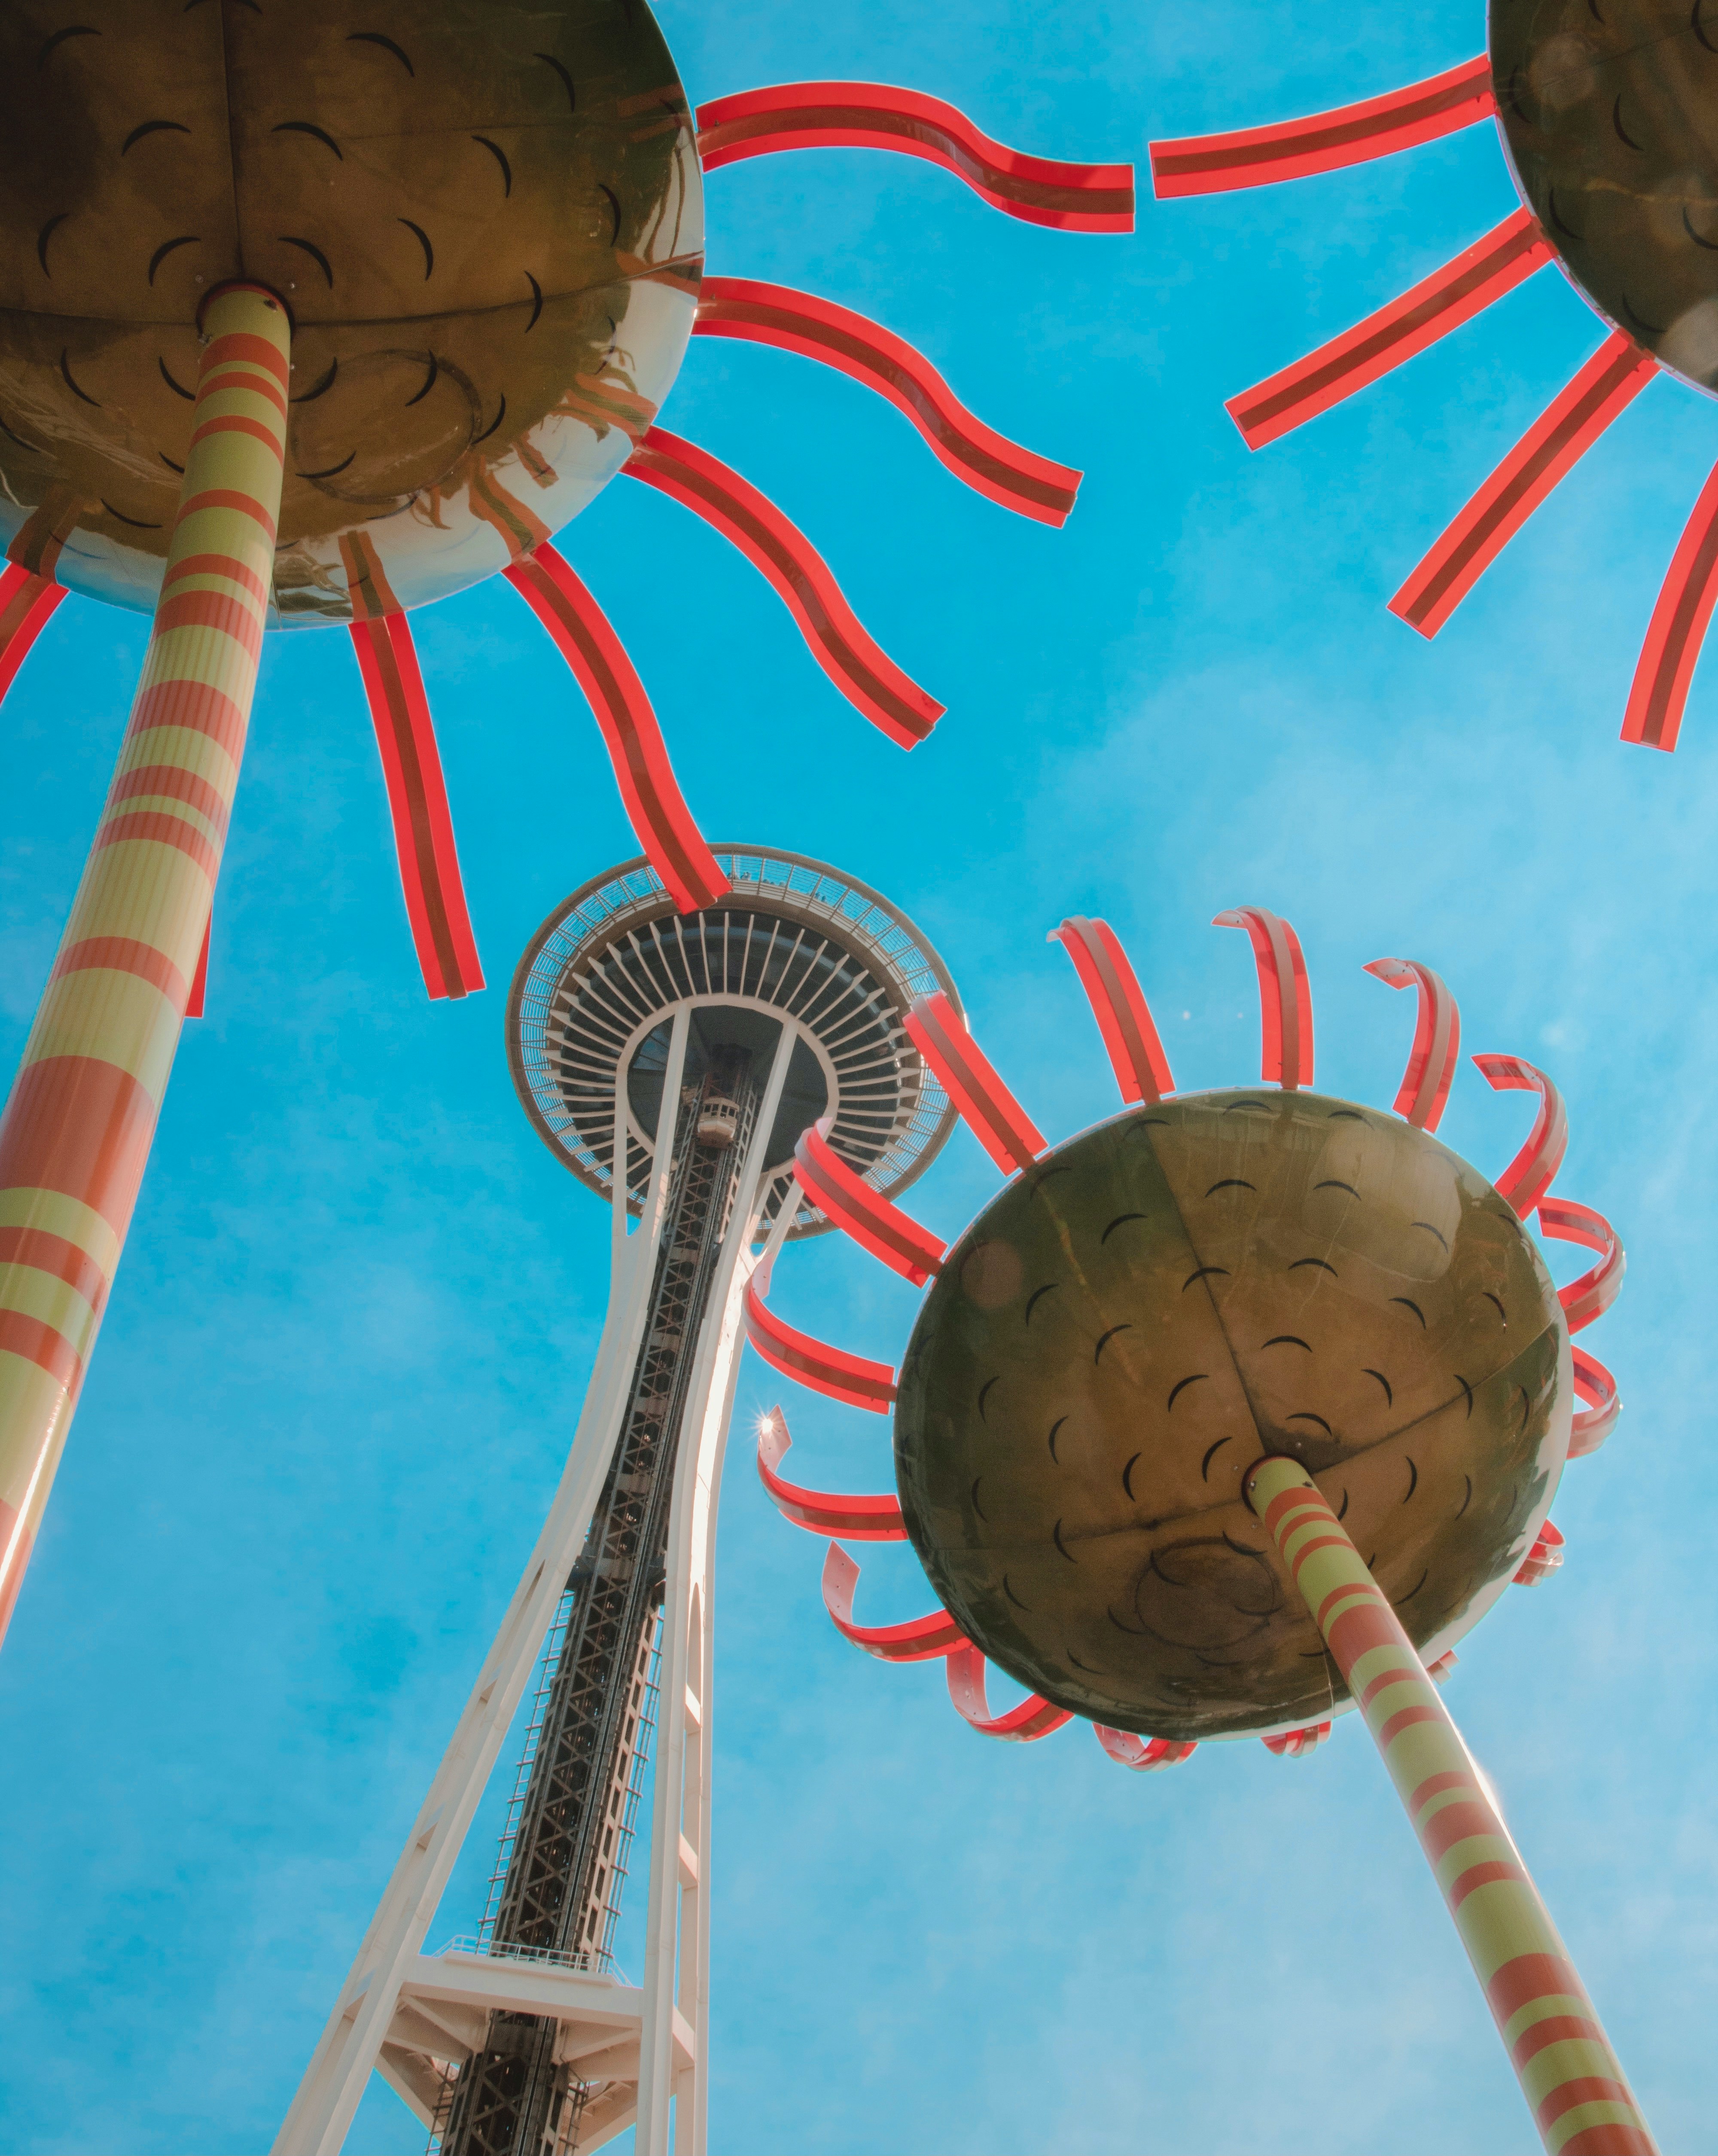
[1,3,1712,2151]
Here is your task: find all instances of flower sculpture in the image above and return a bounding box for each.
[0,7,1132,989]
[1150,6,1718,753]
[0,2,1132,1644]
[748,907,1649,2153]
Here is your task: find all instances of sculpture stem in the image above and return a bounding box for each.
[1246,1455,1655,2156]
[0,283,290,1646]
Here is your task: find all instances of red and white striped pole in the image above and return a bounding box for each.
[1247,1456,1655,2155]
[0,282,290,1647]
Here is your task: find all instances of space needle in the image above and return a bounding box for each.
[275,845,958,2156]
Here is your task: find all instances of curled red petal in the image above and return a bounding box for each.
[1391,331,1657,639]
[695,81,1134,233]
[1051,916,1174,1105]
[1623,453,1718,753]
[1569,1346,1621,1459]
[1226,210,1549,451]
[944,1644,1071,1742]
[1150,54,1495,197]
[792,1123,945,1285]
[822,1544,967,1661]
[348,612,486,1000]
[185,913,210,1022]
[621,425,943,747]
[755,1407,903,1538]
[1472,1054,1568,1217]
[1214,907,1313,1090]
[1365,957,1460,1132]
[1513,1517,1565,1586]
[1537,1197,1624,1335]
[905,990,1044,1175]
[744,1276,896,1415]
[0,561,64,703]
[694,277,1080,526]
[1262,1720,1332,1758]
[1093,1724,1196,1772]
[505,543,728,915]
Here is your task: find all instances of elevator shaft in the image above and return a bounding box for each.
[438,1056,760,2156]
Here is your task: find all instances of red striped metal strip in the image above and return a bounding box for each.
[340,528,403,622]
[1227,210,1549,450]
[1050,916,1174,1104]
[822,1545,967,1662]
[1214,907,1313,1089]
[470,467,552,559]
[755,1406,903,1533]
[1094,1724,1196,1771]
[945,1644,1072,1741]
[1392,331,1657,637]
[1472,1053,1567,1217]
[1261,1720,1331,1757]
[792,1122,945,1285]
[694,277,1081,525]
[1150,54,1495,197]
[695,81,1134,232]
[7,485,84,578]
[1569,1346,1620,1459]
[1623,455,1718,752]
[1364,957,1459,1131]
[1513,1518,1565,1586]
[905,990,1043,1174]
[349,614,485,1001]
[622,427,944,747]
[745,1280,897,1415]
[506,545,728,915]
[1537,1198,1624,1334]
[0,563,64,702]
[185,915,210,1021]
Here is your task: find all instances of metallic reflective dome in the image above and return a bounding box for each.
[1493,0,1718,390]
[0,0,701,625]
[894,1090,1572,1742]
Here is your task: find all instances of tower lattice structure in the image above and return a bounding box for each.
[274,847,958,2156]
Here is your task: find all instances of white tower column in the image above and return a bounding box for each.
[272,1019,694,2156]
[634,1050,796,2156]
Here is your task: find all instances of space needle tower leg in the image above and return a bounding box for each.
[273,1015,695,2156]
[1246,1458,1657,2156]
[635,1031,795,2156]
[278,851,957,2151]
[0,284,289,1646]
